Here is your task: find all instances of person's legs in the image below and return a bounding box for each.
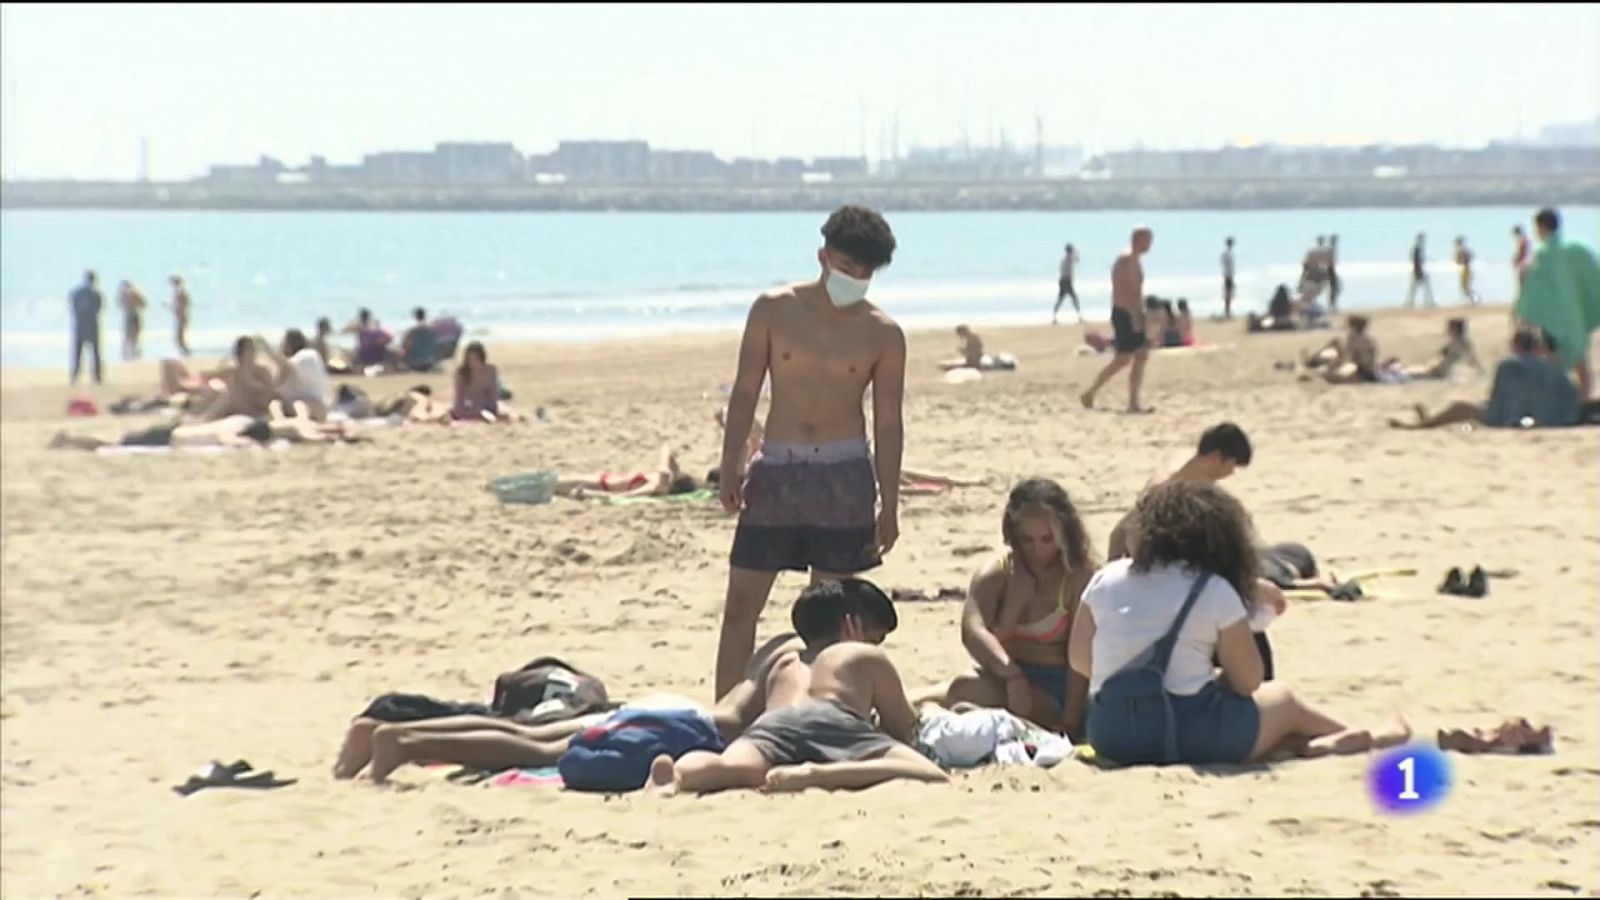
[1388,401,1485,430]
[1081,353,1131,408]
[88,328,102,384]
[70,331,85,385]
[1247,683,1410,762]
[647,739,771,796]
[1575,359,1593,401]
[334,717,384,778]
[715,566,781,700]
[368,725,570,782]
[764,745,949,792]
[942,672,1007,709]
[1127,347,1151,412]
[48,430,110,452]
[1066,283,1081,317]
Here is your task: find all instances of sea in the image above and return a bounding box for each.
[2,205,1595,369]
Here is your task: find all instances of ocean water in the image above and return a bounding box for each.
[2,205,1595,368]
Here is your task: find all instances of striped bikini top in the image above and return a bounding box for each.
[990,553,1071,644]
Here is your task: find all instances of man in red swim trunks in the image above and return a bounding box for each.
[713,205,907,700]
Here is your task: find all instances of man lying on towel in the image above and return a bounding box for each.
[334,583,899,784]
[647,578,947,795]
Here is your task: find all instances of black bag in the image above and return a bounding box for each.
[491,656,616,725]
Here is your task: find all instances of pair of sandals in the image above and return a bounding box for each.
[1439,566,1489,598]
[172,759,296,797]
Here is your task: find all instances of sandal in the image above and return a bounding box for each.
[1438,567,1467,596]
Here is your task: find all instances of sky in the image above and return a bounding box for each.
[2,2,1597,181]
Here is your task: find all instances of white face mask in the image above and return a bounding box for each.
[824,268,871,307]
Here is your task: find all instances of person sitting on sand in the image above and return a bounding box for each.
[933,478,1096,738]
[1389,328,1580,430]
[253,330,330,421]
[1246,284,1301,333]
[1107,422,1253,560]
[1070,480,1412,766]
[938,324,987,372]
[398,307,441,372]
[343,308,392,369]
[447,342,507,423]
[1157,299,1184,348]
[1301,315,1379,384]
[314,317,359,375]
[1175,299,1195,346]
[50,414,358,452]
[554,445,705,500]
[1395,317,1484,381]
[648,578,947,795]
[196,336,278,422]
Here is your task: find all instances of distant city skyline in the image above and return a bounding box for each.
[3,3,1597,182]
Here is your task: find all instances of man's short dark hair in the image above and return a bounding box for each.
[84,270,97,285]
[1535,207,1561,234]
[1447,318,1467,337]
[413,307,426,323]
[1512,328,1542,355]
[790,578,897,644]
[821,205,896,271]
[1198,422,1252,466]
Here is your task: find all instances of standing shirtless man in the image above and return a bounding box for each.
[169,274,193,356]
[714,205,907,700]
[1080,225,1154,413]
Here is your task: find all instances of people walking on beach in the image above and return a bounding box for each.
[1220,237,1236,319]
[713,204,906,700]
[1511,225,1532,287]
[69,270,104,386]
[1406,233,1435,309]
[1327,234,1342,313]
[169,275,193,356]
[1080,226,1154,413]
[1455,237,1481,305]
[1054,243,1081,324]
[117,280,148,361]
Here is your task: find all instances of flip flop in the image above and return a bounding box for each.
[172,759,296,796]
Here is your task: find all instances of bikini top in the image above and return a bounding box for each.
[990,553,1071,644]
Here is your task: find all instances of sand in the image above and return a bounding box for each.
[2,306,1596,898]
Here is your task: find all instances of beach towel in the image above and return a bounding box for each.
[94,441,292,456]
[488,766,564,788]
[558,707,724,793]
[1516,236,1600,371]
[605,488,718,506]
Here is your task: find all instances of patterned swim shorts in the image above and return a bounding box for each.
[729,438,880,574]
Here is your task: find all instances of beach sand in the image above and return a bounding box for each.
[2,306,1596,898]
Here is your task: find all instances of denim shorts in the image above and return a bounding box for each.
[1087,680,1260,766]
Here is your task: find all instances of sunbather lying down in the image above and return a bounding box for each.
[49,415,363,451]
[1436,717,1553,754]
[713,406,984,495]
[555,445,707,500]
[334,632,812,782]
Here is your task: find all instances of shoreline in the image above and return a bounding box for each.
[0,302,1511,385]
[4,175,1596,213]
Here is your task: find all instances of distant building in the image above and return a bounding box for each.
[649,149,729,182]
[1538,118,1599,148]
[205,155,288,185]
[361,150,441,184]
[809,156,868,180]
[551,140,650,182]
[434,142,523,184]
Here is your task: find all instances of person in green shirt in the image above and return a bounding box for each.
[1514,207,1600,399]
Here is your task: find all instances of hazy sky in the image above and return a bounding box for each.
[3,3,1597,181]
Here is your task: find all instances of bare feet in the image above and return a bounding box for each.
[1079,391,1094,409]
[763,763,820,794]
[1126,405,1155,415]
[48,430,69,449]
[1373,716,1414,751]
[643,754,679,797]
[366,731,405,783]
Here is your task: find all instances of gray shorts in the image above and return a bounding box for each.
[740,699,899,765]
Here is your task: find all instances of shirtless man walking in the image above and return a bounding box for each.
[650,579,945,795]
[714,205,907,700]
[169,274,193,356]
[1080,226,1154,413]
